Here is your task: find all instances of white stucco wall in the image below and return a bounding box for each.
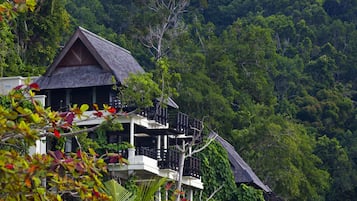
[0,76,39,95]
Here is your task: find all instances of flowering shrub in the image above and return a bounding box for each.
[0,82,118,200]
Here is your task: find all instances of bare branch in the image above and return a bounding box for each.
[206,186,223,201]
[142,0,189,60]
[175,144,185,153]
[186,133,217,158]
[0,142,22,150]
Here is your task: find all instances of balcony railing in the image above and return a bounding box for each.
[184,157,201,178]
[106,147,201,178]
[158,148,180,171]
[108,98,203,137]
[140,104,168,125]
[136,147,157,159]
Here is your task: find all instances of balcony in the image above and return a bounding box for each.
[158,148,179,171]
[108,147,201,179]
[184,157,201,178]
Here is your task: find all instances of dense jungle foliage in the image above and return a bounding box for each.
[1,0,357,200]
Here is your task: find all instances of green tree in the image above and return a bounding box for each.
[315,136,357,201]
[232,108,330,200]
[14,0,70,68]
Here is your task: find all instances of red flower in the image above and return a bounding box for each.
[107,107,116,114]
[5,163,14,170]
[54,129,61,138]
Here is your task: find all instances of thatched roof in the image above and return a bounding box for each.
[36,27,144,89]
[210,133,272,192]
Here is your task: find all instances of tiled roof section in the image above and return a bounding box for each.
[36,27,144,89]
[209,133,272,192]
[78,27,144,83]
[36,66,113,89]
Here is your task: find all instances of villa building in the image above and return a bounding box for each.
[35,27,203,200]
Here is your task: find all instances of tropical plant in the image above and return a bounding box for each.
[0,80,121,200]
[104,179,135,201]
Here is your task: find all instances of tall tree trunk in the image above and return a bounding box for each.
[176,149,186,201]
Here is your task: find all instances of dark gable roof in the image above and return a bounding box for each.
[210,133,272,193]
[36,27,144,89]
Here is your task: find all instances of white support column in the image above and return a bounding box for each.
[29,95,47,156]
[130,118,135,147]
[29,137,47,155]
[155,188,162,201]
[65,137,72,155]
[157,136,161,159]
[187,189,194,201]
[163,135,168,149]
[128,117,136,166]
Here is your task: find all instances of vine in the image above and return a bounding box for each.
[197,140,265,201]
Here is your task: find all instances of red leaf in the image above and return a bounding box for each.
[53,150,64,160]
[94,111,103,117]
[165,182,173,190]
[13,85,24,90]
[107,107,116,114]
[76,162,85,173]
[5,163,14,170]
[92,190,100,198]
[64,158,74,163]
[65,112,75,125]
[29,83,40,91]
[28,165,38,174]
[109,155,118,163]
[54,129,61,139]
[76,150,82,159]
[25,177,32,188]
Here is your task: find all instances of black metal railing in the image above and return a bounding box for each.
[158,148,180,171]
[109,99,137,113]
[108,147,201,177]
[135,147,157,159]
[184,156,201,178]
[140,104,168,125]
[107,98,203,138]
[118,149,128,159]
[168,111,189,134]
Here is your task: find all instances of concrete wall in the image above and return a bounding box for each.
[0,76,39,95]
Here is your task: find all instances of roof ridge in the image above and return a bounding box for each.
[77,26,132,55]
